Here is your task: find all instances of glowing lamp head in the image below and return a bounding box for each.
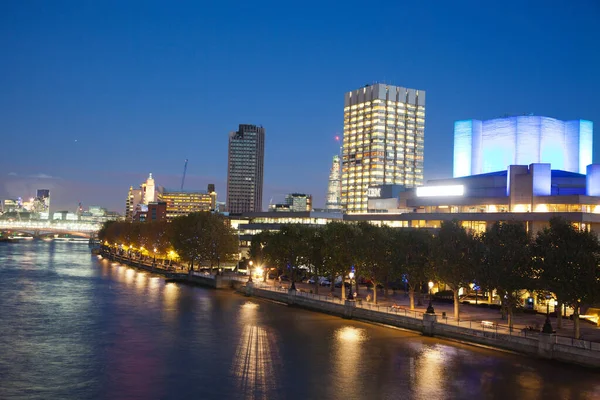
[249,260,253,266]
[349,271,355,279]
[428,281,434,289]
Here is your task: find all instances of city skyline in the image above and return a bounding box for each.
[1,1,599,212]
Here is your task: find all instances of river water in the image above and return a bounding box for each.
[0,240,599,400]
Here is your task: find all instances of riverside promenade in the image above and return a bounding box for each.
[98,249,248,290]
[243,280,600,369]
[288,280,600,342]
[97,249,600,368]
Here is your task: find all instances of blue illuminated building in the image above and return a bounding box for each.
[453,116,593,177]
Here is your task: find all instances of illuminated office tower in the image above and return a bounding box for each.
[125,186,143,220]
[227,124,265,213]
[453,116,593,177]
[341,84,425,213]
[325,155,342,210]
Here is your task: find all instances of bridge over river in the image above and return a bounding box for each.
[0,220,102,239]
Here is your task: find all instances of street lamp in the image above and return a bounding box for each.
[542,296,554,333]
[426,281,435,314]
[153,248,157,264]
[248,260,253,283]
[469,282,478,305]
[348,271,355,300]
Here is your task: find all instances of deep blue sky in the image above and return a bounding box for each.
[1,0,599,212]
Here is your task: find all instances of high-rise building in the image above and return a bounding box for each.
[341,84,425,213]
[325,155,342,211]
[227,124,265,213]
[453,116,593,177]
[125,186,143,220]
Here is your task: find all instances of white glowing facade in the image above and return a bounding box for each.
[325,155,342,210]
[453,116,593,177]
[342,84,425,213]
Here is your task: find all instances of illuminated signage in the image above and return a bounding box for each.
[367,187,381,198]
[416,185,465,197]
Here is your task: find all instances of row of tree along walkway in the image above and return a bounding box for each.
[100,248,246,289]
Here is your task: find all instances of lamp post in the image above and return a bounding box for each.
[153,248,157,264]
[542,296,554,333]
[248,260,253,283]
[348,271,355,300]
[426,281,435,314]
[469,282,478,305]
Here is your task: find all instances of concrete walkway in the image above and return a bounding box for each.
[269,279,600,342]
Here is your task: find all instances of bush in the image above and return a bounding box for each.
[435,290,454,298]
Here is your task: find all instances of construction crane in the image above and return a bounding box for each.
[180,159,188,191]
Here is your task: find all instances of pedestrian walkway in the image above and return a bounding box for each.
[281,280,600,342]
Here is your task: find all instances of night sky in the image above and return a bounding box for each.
[1,1,599,213]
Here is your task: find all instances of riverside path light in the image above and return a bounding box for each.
[248,261,253,283]
[426,281,435,314]
[153,248,157,264]
[348,271,355,300]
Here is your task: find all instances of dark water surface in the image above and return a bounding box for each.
[0,241,598,400]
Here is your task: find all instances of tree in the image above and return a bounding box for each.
[354,223,386,303]
[170,212,233,272]
[206,214,238,274]
[323,222,357,298]
[249,231,270,281]
[302,226,328,294]
[399,229,432,310]
[534,217,600,338]
[480,221,533,330]
[431,220,479,319]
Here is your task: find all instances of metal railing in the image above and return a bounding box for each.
[554,335,600,351]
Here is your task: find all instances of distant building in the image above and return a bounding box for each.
[142,173,158,204]
[268,203,291,212]
[454,116,593,177]
[161,185,217,221]
[342,84,425,213]
[325,155,342,211]
[285,193,312,212]
[34,189,50,213]
[126,174,218,221]
[134,201,167,222]
[227,124,265,213]
[126,186,143,220]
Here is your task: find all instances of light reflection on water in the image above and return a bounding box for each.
[1,241,600,400]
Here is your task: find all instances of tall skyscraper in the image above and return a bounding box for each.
[325,155,342,210]
[341,84,425,213]
[453,116,593,177]
[227,124,265,213]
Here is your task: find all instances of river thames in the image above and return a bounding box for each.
[0,240,599,400]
